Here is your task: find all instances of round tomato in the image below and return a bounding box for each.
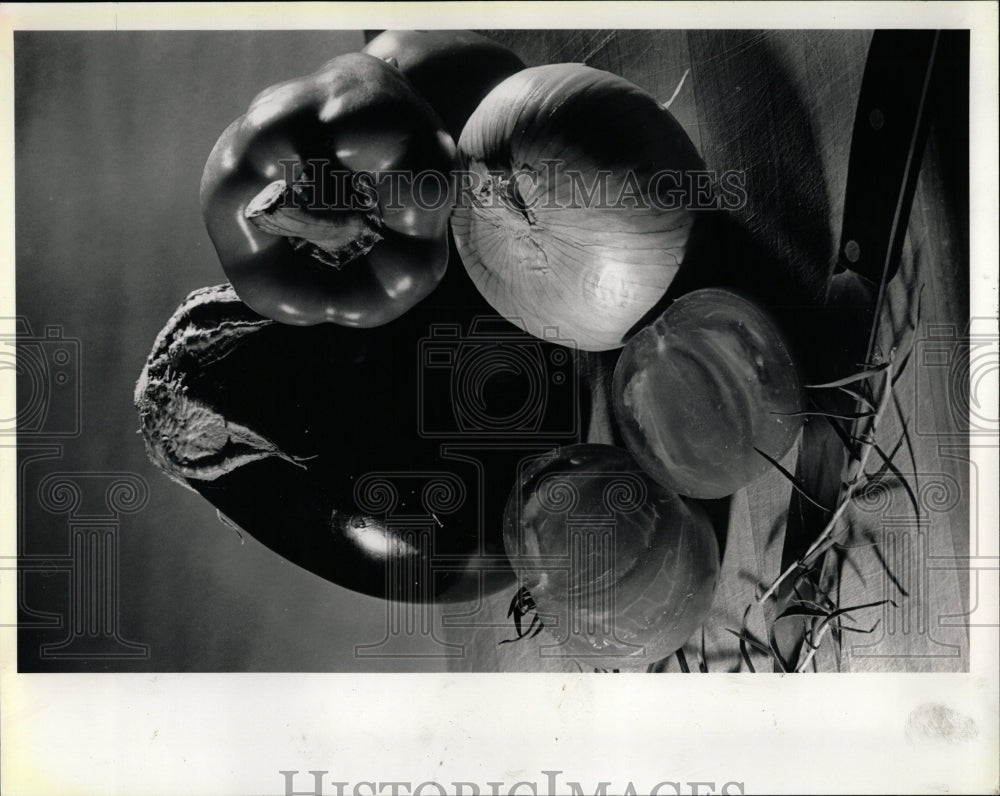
[502,443,719,669]
[613,288,803,499]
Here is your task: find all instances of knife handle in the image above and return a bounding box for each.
[836,30,939,285]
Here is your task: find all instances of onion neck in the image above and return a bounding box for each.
[245,178,384,270]
[466,166,550,276]
[477,170,537,227]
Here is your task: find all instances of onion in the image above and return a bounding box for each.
[452,64,705,351]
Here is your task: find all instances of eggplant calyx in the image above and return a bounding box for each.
[133,284,309,486]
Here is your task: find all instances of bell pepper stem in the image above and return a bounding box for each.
[245,179,384,270]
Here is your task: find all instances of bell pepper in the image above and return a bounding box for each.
[200,52,459,327]
[362,30,525,139]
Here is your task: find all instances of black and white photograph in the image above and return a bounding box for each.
[2,4,998,795]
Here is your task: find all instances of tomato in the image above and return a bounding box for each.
[502,443,719,669]
[362,30,525,139]
[613,288,803,499]
[200,52,459,328]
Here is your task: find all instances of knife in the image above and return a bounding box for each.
[832,29,941,359]
[772,30,946,670]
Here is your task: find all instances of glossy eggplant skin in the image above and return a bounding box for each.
[362,30,525,139]
[136,237,593,602]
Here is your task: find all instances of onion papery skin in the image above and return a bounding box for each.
[502,443,720,669]
[613,288,803,499]
[453,64,705,352]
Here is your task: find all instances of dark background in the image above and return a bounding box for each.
[13,30,460,672]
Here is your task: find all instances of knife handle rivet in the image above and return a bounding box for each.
[844,240,861,263]
[869,108,885,131]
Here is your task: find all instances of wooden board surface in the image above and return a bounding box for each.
[438,30,971,673]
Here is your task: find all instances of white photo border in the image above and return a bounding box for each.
[1,3,997,795]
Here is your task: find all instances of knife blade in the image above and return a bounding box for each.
[837,32,940,284]
[833,29,941,364]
